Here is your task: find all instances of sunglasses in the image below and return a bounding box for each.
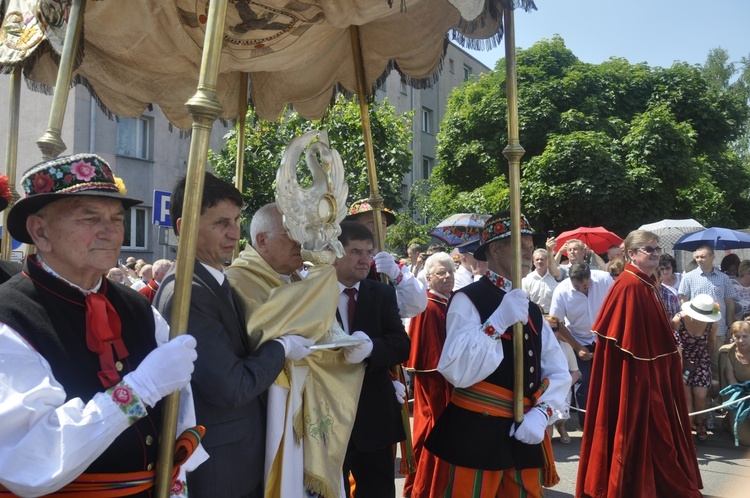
[637,246,663,255]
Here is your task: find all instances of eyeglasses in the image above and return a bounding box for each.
[638,246,663,255]
[431,270,451,278]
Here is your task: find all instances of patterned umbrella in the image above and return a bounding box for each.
[554,226,622,255]
[429,213,490,246]
[638,219,705,249]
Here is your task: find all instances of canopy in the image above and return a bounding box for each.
[0,0,531,129]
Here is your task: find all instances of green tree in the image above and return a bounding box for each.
[209,95,413,220]
[430,36,750,234]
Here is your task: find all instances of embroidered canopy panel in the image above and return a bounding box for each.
[0,0,535,128]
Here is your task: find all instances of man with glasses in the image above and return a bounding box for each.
[577,230,702,498]
[549,262,613,427]
[679,244,736,379]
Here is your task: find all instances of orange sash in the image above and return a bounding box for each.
[451,380,559,487]
[0,426,204,497]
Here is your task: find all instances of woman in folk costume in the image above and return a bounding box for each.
[403,252,456,497]
[576,230,702,497]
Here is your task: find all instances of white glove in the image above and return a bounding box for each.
[344,331,374,364]
[509,406,549,445]
[275,335,315,361]
[489,288,529,333]
[392,380,406,404]
[124,335,198,407]
[374,251,400,280]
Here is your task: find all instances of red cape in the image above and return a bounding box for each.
[576,264,702,498]
[405,291,449,371]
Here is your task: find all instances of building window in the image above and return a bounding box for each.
[422,156,434,179]
[463,64,473,81]
[400,79,408,95]
[123,206,148,249]
[449,58,455,73]
[422,107,434,134]
[117,117,151,160]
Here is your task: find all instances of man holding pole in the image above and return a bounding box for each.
[0,154,203,496]
[425,211,570,498]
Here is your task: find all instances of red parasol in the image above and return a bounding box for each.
[554,226,622,255]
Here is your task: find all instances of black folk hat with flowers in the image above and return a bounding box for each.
[0,174,10,212]
[344,198,397,226]
[7,153,142,244]
[474,210,535,261]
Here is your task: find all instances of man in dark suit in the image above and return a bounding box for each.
[154,173,314,498]
[333,221,411,498]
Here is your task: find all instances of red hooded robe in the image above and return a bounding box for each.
[403,290,452,498]
[576,264,702,497]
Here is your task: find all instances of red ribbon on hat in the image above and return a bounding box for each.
[85,290,129,388]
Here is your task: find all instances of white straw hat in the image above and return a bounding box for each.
[681,294,721,323]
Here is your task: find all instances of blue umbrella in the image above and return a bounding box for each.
[672,227,750,251]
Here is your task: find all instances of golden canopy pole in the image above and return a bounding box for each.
[349,24,416,474]
[2,68,21,260]
[233,72,248,261]
[36,0,87,160]
[349,26,386,248]
[153,0,230,496]
[502,6,527,423]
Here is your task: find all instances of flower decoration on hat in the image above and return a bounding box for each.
[480,213,533,244]
[8,153,142,245]
[114,176,127,195]
[0,174,10,207]
[713,302,720,315]
[345,197,396,226]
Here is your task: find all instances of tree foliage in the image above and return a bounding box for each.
[430,35,750,236]
[209,95,413,224]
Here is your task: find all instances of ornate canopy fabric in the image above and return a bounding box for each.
[0,0,535,129]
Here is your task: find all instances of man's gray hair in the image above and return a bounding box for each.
[566,239,584,250]
[533,248,548,258]
[425,252,455,278]
[250,202,282,250]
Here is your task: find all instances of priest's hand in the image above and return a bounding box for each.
[343,331,373,363]
[489,288,529,333]
[275,335,316,361]
[509,404,550,445]
[374,251,400,280]
[124,334,197,407]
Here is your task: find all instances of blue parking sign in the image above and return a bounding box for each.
[153,190,171,227]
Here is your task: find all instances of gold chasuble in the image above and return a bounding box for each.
[227,246,365,498]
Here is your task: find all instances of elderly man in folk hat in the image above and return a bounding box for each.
[345,198,427,319]
[0,174,22,283]
[425,211,570,498]
[0,154,203,496]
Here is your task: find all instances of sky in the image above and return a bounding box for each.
[467,0,749,72]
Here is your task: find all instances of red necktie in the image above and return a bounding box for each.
[344,287,357,333]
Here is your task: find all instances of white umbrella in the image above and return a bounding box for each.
[638,219,706,250]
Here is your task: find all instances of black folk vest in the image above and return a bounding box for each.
[425,276,546,470]
[0,259,162,477]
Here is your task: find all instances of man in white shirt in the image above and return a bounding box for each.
[549,263,613,427]
[0,153,201,496]
[522,238,564,313]
[452,239,486,291]
[425,211,570,497]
